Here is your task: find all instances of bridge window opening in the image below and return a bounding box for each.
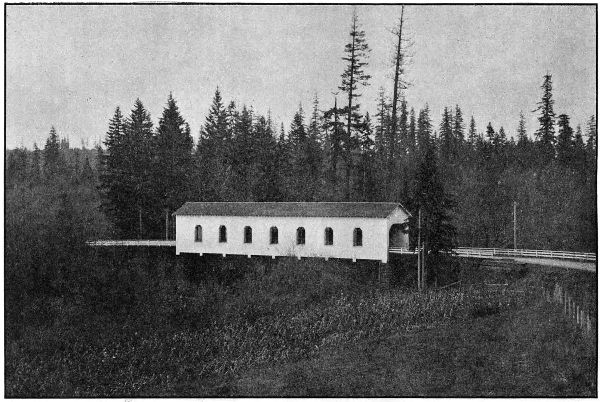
[219,225,227,243]
[244,226,252,244]
[195,225,202,242]
[270,226,278,244]
[296,227,305,245]
[353,228,362,246]
[325,227,334,246]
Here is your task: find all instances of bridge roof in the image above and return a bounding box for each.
[174,202,408,219]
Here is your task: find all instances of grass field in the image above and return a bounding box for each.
[4,253,597,397]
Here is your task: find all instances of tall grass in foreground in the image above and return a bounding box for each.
[5,255,536,397]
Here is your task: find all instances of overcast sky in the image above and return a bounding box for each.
[5,4,596,149]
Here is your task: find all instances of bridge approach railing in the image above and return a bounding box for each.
[389,247,596,262]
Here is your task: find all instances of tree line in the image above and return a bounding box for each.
[6,9,597,252]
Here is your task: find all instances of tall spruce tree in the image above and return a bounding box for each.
[43,126,61,178]
[250,114,283,201]
[572,124,587,175]
[408,108,417,154]
[6,147,28,185]
[438,107,454,162]
[453,106,464,143]
[30,142,42,183]
[556,114,574,167]
[287,106,321,201]
[308,93,324,145]
[229,105,254,200]
[533,73,556,164]
[398,99,409,155]
[515,111,531,168]
[517,112,527,144]
[416,105,432,155]
[586,115,597,155]
[409,132,455,265]
[374,87,389,157]
[351,112,377,200]
[453,105,464,160]
[99,107,127,235]
[150,93,194,238]
[124,99,154,238]
[467,116,477,145]
[339,9,371,200]
[196,88,229,201]
[322,97,344,189]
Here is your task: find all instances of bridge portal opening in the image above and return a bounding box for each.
[389,224,405,249]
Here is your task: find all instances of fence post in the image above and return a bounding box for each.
[576,305,580,325]
[587,313,591,334]
[569,298,573,320]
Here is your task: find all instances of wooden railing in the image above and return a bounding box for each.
[86,240,176,247]
[389,247,596,262]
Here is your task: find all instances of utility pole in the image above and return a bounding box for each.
[513,201,517,250]
[417,207,422,291]
[165,209,169,240]
[138,206,143,240]
[422,241,426,290]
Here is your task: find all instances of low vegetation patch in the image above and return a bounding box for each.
[7,251,594,397]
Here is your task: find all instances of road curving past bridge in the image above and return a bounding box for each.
[389,247,597,272]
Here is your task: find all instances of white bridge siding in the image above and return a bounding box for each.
[175,214,408,263]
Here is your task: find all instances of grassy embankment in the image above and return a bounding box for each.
[5,251,597,397]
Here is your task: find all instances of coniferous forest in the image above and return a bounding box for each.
[7,15,597,252]
[4,7,597,397]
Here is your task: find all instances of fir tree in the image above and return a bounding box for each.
[287,106,319,201]
[99,107,126,235]
[124,99,154,238]
[586,115,597,155]
[453,105,465,144]
[533,73,556,164]
[452,105,465,162]
[416,105,432,155]
[229,105,254,200]
[43,126,61,178]
[6,147,28,185]
[572,124,587,174]
[556,114,574,166]
[517,112,527,144]
[408,135,455,271]
[438,107,454,162]
[322,97,344,187]
[353,112,377,200]
[80,156,94,183]
[251,114,283,201]
[515,112,531,168]
[30,142,42,183]
[408,108,417,154]
[196,88,229,201]
[339,9,371,200]
[150,93,194,238]
[467,116,477,145]
[308,93,323,145]
[486,122,495,142]
[496,126,507,147]
[374,87,388,157]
